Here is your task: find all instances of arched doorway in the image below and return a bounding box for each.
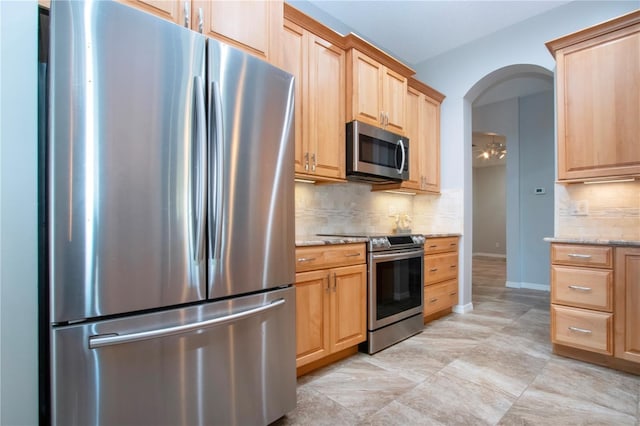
[463,64,554,307]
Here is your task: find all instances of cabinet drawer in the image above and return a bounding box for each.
[424,279,456,317]
[424,252,458,285]
[295,244,366,272]
[551,305,612,355]
[424,237,459,254]
[551,244,612,268]
[551,266,612,311]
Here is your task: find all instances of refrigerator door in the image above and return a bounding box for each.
[49,1,207,323]
[208,39,295,299]
[51,286,296,426]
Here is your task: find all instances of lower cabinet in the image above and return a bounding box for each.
[550,243,640,374]
[614,247,640,363]
[295,244,367,371]
[423,236,459,321]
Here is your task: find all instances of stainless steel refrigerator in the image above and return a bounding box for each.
[46,1,296,425]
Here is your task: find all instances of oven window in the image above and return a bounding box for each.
[375,256,422,320]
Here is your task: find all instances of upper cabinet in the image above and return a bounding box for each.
[281,5,346,182]
[194,0,282,63]
[546,11,640,182]
[345,35,415,135]
[119,0,282,64]
[117,0,185,25]
[372,77,445,194]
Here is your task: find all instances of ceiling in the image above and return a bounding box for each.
[304,0,573,66]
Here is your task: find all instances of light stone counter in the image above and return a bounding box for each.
[544,237,640,247]
[423,233,462,239]
[295,236,369,247]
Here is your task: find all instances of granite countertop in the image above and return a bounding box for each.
[295,236,370,247]
[296,233,462,247]
[423,233,462,239]
[544,237,640,247]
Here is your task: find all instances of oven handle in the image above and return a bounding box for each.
[371,248,424,261]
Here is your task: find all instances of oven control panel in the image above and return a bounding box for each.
[370,234,425,251]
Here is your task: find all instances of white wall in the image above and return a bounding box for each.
[473,165,506,256]
[519,91,555,289]
[415,1,638,308]
[0,1,39,424]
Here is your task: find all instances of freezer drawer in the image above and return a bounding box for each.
[51,287,296,426]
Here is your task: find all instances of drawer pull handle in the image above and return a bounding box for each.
[344,253,361,257]
[429,298,438,303]
[297,257,316,262]
[450,243,457,246]
[568,285,592,292]
[450,265,457,268]
[449,292,457,296]
[568,326,592,334]
[567,253,592,259]
[429,245,438,248]
[430,268,438,272]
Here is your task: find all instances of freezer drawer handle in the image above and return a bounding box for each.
[88,298,286,349]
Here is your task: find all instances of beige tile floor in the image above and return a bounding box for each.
[273,256,640,425]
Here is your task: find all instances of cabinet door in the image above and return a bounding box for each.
[402,87,422,190]
[330,264,367,352]
[382,67,407,135]
[306,34,345,179]
[614,247,640,363]
[117,0,184,24]
[194,0,282,63]
[557,27,640,180]
[349,50,383,127]
[295,270,331,367]
[420,95,441,193]
[281,19,306,175]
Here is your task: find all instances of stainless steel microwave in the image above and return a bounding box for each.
[346,120,409,183]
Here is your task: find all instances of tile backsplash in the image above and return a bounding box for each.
[295,182,463,236]
[556,181,640,240]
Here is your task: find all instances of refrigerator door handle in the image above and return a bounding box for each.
[194,75,207,261]
[208,81,223,265]
[88,298,286,349]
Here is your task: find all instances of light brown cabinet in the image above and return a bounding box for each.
[546,11,640,181]
[281,5,346,182]
[550,243,614,355]
[118,0,282,64]
[372,77,444,194]
[346,48,406,134]
[118,0,185,24]
[614,247,640,364]
[423,236,459,320]
[550,242,640,374]
[295,244,367,372]
[345,35,414,135]
[194,0,282,63]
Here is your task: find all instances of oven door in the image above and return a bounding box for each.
[369,248,424,330]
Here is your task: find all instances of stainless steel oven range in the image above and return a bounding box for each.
[321,233,425,353]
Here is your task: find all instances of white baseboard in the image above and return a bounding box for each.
[506,281,550,292]
[453,302,474,314]
[473,252,506,259]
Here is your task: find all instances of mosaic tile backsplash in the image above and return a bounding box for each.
[555,181,640,241]
[295,182,463,237]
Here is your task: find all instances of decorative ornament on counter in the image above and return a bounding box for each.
[392,213,412,234]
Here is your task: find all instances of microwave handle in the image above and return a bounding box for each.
[396,139,406,174]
